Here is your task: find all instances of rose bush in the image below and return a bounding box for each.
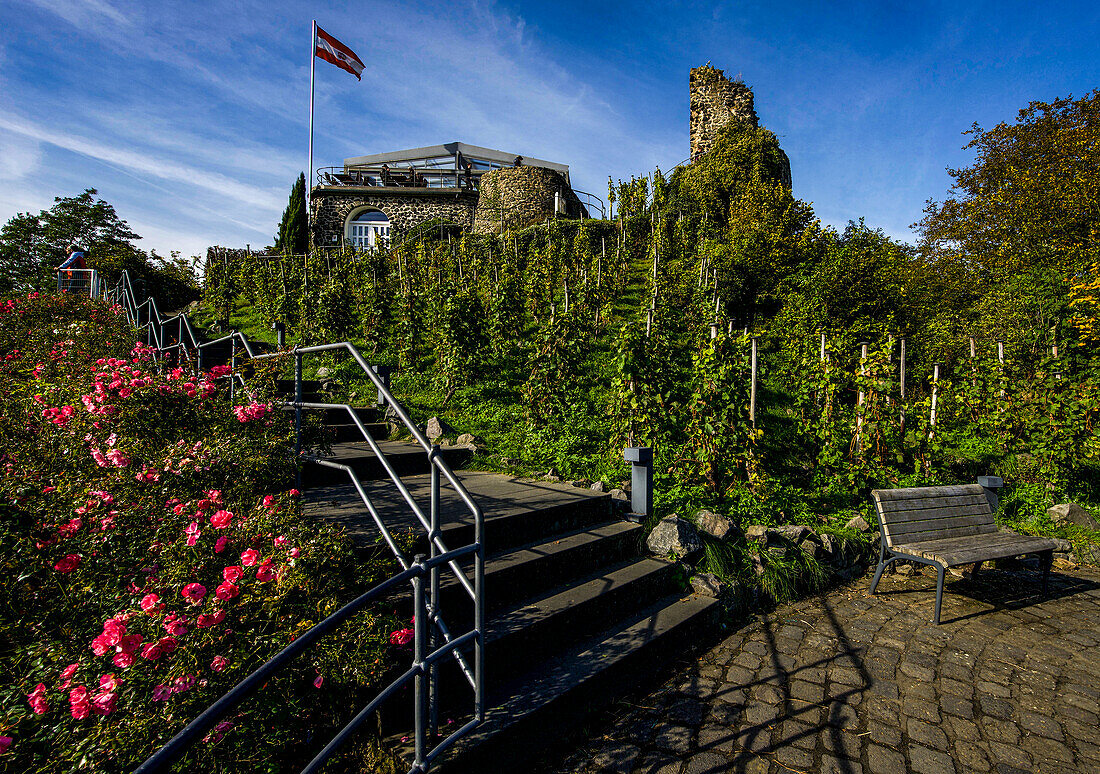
[0,292,407,772]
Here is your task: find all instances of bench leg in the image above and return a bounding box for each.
[969,561,983,579]
[933,565,946,625]
[1040,550,1052,595]
[870,545,894,594]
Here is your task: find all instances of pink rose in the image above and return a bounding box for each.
[240,549,259,567]
[90,635,111,656]
[140,593,162,613]
[255,563,276,582]
[262,495,275,508]
[27,683,49,715]
[313,674,323,689]
[196,613,216,628]
[98,674,121,692]
[140,642,164,661]
[58,663,79,689]
[289,547,301,558]
[158,636,179,656]
[151,684,171,702]
[0,736,11,753]
[222,566,243,583]
[274,535,288,548]
[69,686,91,719]
[215,582,239,601]
[289,489,301,498]
[215,537,229,553]
[112,652,134,668]
[389,628,414,646]
[171,674,195,694]
[181,583,206,604]
[91,448,109,467]
[105,449,130,468]
[210,510,233,529]
[210,655,228,672]
[91,691,117,716]
[54,554,81,573]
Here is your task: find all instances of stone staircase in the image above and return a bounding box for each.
[290,383,720,771]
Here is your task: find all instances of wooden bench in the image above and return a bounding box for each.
[869,484,1058,624]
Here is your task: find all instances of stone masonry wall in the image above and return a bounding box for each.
[472,166,585,235]
[309,189,479,248]
[690,64,759,159]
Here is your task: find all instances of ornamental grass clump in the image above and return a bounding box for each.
[0,292,407,772]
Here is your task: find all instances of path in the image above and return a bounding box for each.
[534,564,1100,774]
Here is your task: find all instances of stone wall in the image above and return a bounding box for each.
[471,166,585,235]
[690,64,759,159]
[309,188,479,248]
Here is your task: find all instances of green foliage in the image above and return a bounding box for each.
[274,173,308,256]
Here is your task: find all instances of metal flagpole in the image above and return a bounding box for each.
[307,20,317,227]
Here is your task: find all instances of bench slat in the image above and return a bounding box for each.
[877,503,992,524]
[885,517,998,540]
[884,522,999,546]
[873,485,985,502]
[893,533,1057,567]
[875,494,989,513]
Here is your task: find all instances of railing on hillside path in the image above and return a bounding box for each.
[572,189,606,219]
[101,271,484,774]
[56,267,101,299]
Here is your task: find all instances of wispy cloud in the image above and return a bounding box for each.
[22,0,133,29]
[0,113,283,218]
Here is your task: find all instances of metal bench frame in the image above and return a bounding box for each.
[869,484,1056,624]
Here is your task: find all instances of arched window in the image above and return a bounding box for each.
[346,209,391,249]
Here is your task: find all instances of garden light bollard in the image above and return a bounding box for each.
[624,447,653,517]
[978,475,1004,513]
[373,365,394,408]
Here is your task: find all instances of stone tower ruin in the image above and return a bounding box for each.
[689,64,759,159]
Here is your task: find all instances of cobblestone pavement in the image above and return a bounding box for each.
[537,565,1100,774]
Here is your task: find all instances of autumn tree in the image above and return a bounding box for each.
[917,91,1100,353]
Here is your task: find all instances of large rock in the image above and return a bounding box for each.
[455,432,486,449]
[425,416,457,441]
[1048,503,1099,531]
[646,516,703,561]
[695,510,737,540]
[609,488,629,501]
[1075,543,1100,566]
[690,572,729,599]
[800,539,824,559]
[775,524,810,543]
[846,516,873,533]
[745,525,769,544]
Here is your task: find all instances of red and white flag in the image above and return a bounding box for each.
[315,26,364,80]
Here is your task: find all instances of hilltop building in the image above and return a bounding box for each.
[309,142,589,248]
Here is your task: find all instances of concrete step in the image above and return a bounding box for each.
[280,405,384,425]
[301,441,473,485]
[275,378,323,394]
[429,557,679,700]
[439,520,644,614]
[323,422,392,443]
[427,593,720,772]
[302,472,611,555]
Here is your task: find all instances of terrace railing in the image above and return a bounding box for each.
[99,271,484,773]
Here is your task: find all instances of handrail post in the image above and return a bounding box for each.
[294,349,303,488]
[429,456,441,742]
[412,555,428,769]
[229,336,237,406]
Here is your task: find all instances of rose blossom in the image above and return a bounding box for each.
[240,549,259,567]
[69,686,91,719]
[58,663,79,689]
[151,684,171,702]
[27,684,49,715]
[222,566,243,583]
[210,655,228,672]
[54,554,81,573]
[255,562,276,582]
[215,536,229,553]
[389,628,414,646]
[140,593,162,613]
[209,509,233,529]
[215,582,239,601]
[181,582,206,604]
[0,736,11,753]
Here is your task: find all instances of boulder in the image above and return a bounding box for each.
[569,478,593,488]
[819,533,838,558]
[646,516,703,561]
[846,516,873,533]
[775,524,811,543]
[425,416,456,441]
[896,563,917,577]
[589,481,607,493]
[609,488,629,501]
[1048,503,1100,531]
[799,539,824,559]
[695,510,736,540]
[690,572,730,600]
[766,546,788,560]
[745,525,769,544]
[455,432,486,449]
[1075,543,1100,566]
[315,366,332,380]
[750,553,766,576]
[1050,537,1072,553]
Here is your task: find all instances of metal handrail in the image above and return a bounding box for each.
[107,270,485,773]
[572,189,606,219]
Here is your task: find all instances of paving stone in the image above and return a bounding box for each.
[980,717,1021,745]
[1018,711,1064,741]
[821,727,863,759]
[653,724,694,755]
[940,693,974,719]
[868,743,906,774]
[820,754,863,774]
[953,740,991,772]
[906,717,950,750]
[697,725,735,754]
[682,752,728,774]
[591,741,642,773]
[633,753,682,774]
[909,744,957,774]
[869,720,902,747]
[668,699,704,726]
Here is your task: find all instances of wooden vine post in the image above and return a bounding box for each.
[899,337,907,434]
[855,341,869,454]
[750,336,759,428]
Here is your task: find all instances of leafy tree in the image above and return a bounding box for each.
[274,173,308,255]
[0,189,140,292]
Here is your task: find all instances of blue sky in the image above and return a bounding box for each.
[1,0,1097,259]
